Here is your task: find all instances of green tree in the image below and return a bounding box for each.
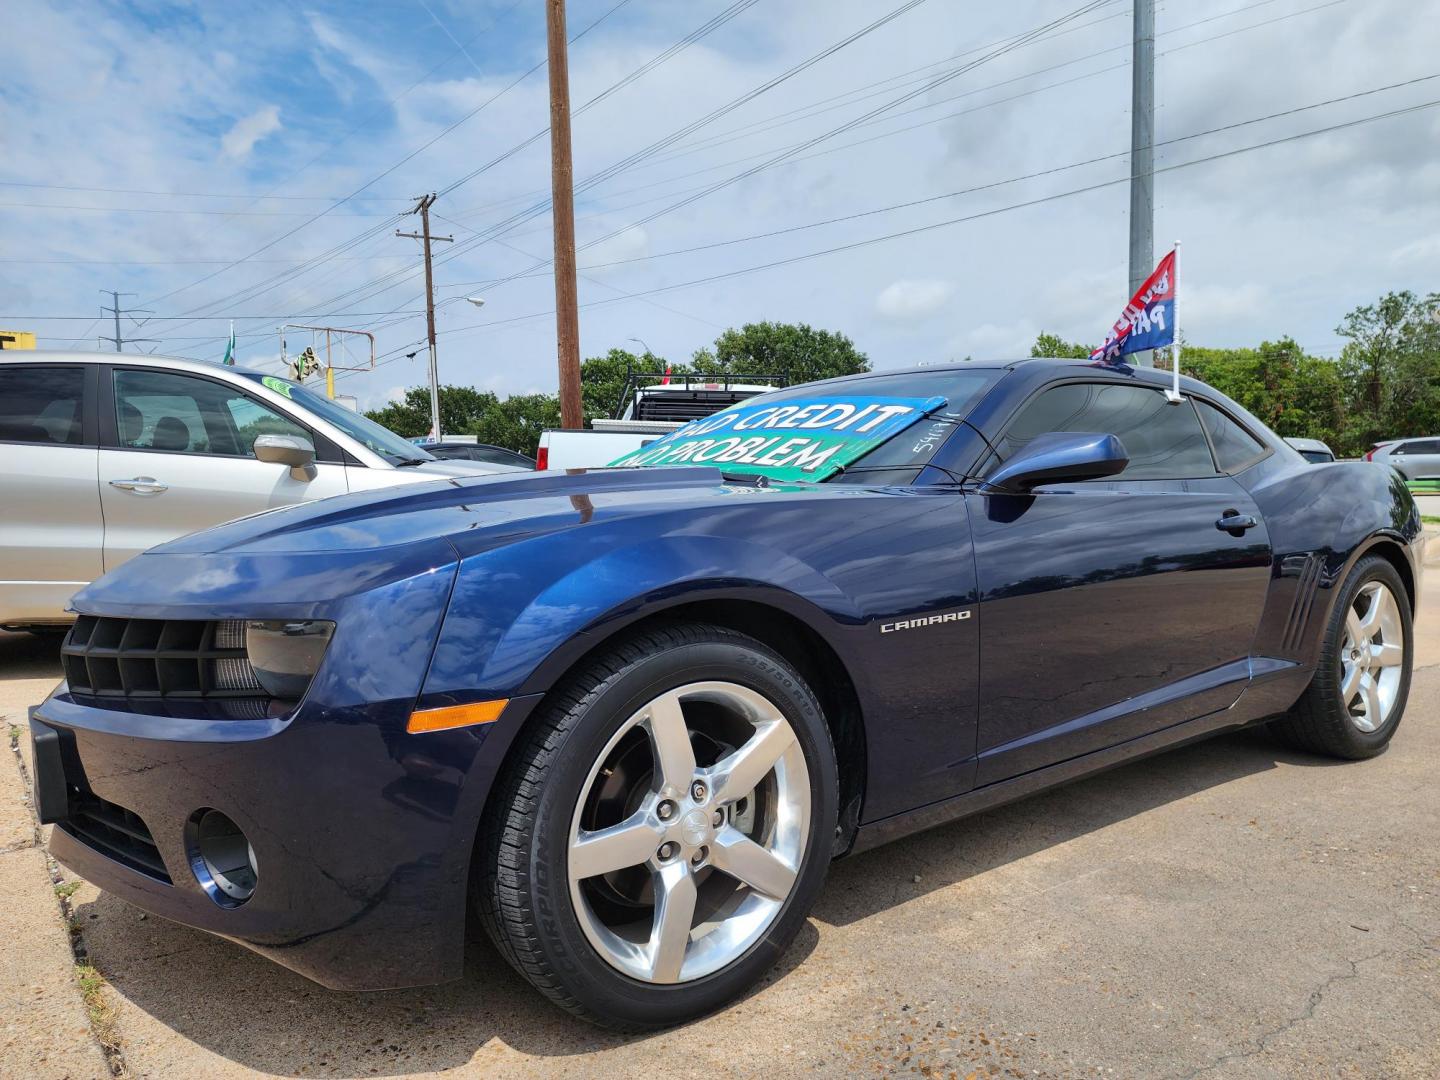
[1334,290,1440,453]
[468,393,561,457]
[364,385,499,439]
[1177,337,1345,445]
[1030,333,1090,359]
[691,322,870,386]
[579,347,678,422]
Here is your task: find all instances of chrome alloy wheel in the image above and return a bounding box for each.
[1340,580,1405,733]
[567,681,810,984]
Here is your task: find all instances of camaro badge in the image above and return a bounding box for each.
[880,610,972,633]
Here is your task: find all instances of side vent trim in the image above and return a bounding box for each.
[1280,554,1323,655]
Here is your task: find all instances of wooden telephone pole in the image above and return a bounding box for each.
[397,194,453,440]
[546,0,583,429]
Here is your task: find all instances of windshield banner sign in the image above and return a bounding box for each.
[607,395,947,482]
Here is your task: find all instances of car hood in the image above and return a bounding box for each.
[404,458,527,478]
[151,467,832,558]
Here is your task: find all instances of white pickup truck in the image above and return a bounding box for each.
[537,375,780,470]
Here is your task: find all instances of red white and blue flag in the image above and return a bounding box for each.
[1090,249,1176,364]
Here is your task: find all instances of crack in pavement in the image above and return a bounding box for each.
[1175,949,1389,1079]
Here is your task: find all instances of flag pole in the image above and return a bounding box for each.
[1166,241,1182,403]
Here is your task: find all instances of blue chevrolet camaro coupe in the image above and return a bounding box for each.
[30,359,1420,1029]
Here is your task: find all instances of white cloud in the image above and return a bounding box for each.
[220,105,281,160]
[582,225,650,270]
[5,0,1440,400]
[875,278,954,320]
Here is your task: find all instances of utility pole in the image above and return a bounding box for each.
[397,194,453,440]
[546,0,583,429]
[98,290,157,352]
[1128,0,1156,367]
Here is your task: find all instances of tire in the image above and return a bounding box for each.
[1271,554,1412,759]
[476,622,839,1030]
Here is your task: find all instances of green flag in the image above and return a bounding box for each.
[222,321,236,365]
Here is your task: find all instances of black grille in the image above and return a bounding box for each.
[61,790,171,883]
[633,389,765,423]
[62,616,263,699]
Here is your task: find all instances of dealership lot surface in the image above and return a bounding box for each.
[3,587,1437,1079]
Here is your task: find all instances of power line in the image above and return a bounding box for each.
[442,0,1343,230]
[440,68,1440,287]
[461,0,1116,298]
[6,310,426,321]
[136,0,629,314]
[0,180,410,201]
[175,0,773,353]
[421,0,947,269]
[146,0,1347,356]
[0,202,398,217]
[323,0,992,330]
[343,93,1440,376]
[0,256,417,266]
[136,0,652,347]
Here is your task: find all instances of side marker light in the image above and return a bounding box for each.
[407,698,509,734]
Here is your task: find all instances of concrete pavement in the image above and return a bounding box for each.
[2,584,1437,1078]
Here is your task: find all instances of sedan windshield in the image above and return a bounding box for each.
[608,367,998,482]
[232,371,434,465]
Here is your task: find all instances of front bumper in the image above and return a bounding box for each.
[31,685,488,990]
[28,540,547,992]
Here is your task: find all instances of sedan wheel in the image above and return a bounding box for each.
[1338,581,1405,732]
[477,623,837,1030]
[1272,554,1412,759]
[568,681,810,985]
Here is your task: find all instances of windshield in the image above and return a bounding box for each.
[607,367,998,482]
[232,371,434,464]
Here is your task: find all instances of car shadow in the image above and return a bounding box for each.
[814,727,1349,928]
[75,888,819,1072]
[72,723,1348,1075]
[0,629,65,680]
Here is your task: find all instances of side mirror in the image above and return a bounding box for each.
[983,432,1128,493]
[254,434,317,481]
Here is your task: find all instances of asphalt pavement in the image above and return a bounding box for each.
[2,579,1437,1078]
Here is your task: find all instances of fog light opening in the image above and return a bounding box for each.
[186,808,257,907]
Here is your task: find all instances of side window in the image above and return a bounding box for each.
[1405,439,1440,455]
[112,370,308,457]
[988,382,1215,481]
[1193,400,1268,472]
[226,395,311,450]
[0,366,85,445]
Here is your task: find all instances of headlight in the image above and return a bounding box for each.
[243,620,334,700]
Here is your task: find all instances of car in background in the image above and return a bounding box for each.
[419,441,535,469]
[1366,438,1440,479]
[1284,436,1336,463]
[0,351,518,630]
[539,373,781,470]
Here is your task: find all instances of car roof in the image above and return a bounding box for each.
[788,357,1217,395]
[1284,436,1333,452]
[0,348,270,379]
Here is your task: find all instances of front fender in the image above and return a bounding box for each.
[420,533,859,707]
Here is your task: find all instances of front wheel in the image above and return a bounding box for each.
[476,623,838,1030]
[1271,554,1412,759]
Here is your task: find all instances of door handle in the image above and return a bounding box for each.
[109,476,168,494]
[1216,509,1258,535]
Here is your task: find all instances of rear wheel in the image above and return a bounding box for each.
[477,623,838,1030]
[1271,555,1412,759]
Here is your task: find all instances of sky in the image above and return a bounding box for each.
[3,0,1438,410]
